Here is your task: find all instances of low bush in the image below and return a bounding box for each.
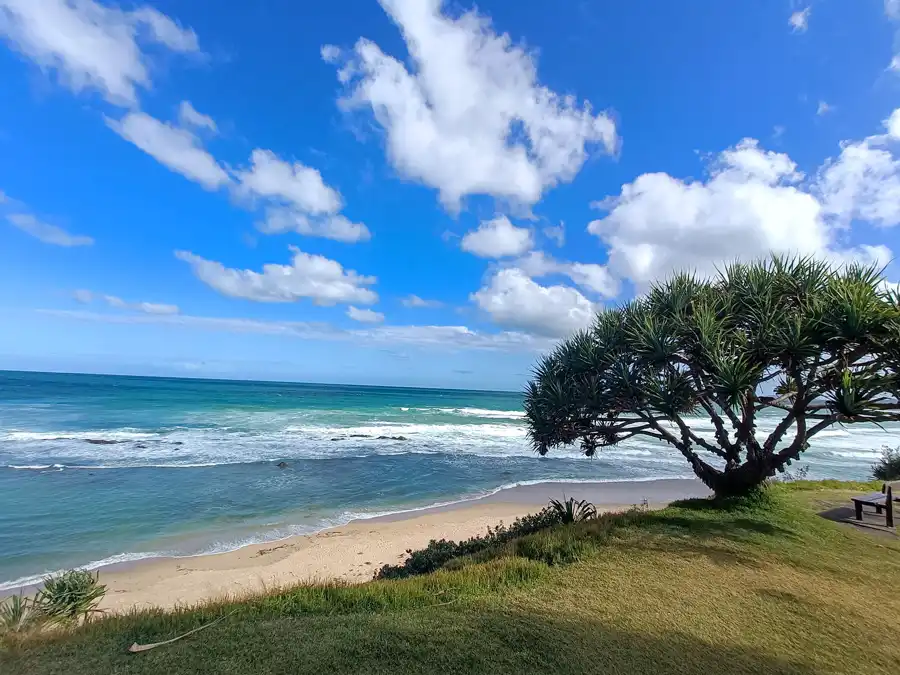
[873,446,900,481]
[548,497,597,523]
[0,594,34,635]
[375,505,566,579]
[34,570,106,626]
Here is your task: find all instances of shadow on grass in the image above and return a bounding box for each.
[3,606,821,675]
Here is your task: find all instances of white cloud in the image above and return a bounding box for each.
[471,268,596,338]
[886,108,900,140]
[178,101,217,133]
[817,101,832,116]
[0,0,199,105]
[461,216,533,258]
[401,294,442,308]
[588,133,897,293]
[235,149,341,215]
[258,210,371,244]
[41,309,552,351]
[7,213,93,246]
[816,108,900,228]
[327,0,617,209]
[887,1,900,70]
[235,149,371,243]
[515,251,619,298]
[347,306,385,323]
[176,246,378,306]
[74,289,179,314]
[543,222,565,247]
[789,7,811,33]
[107,110,231,190]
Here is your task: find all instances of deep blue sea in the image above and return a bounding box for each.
[1,370,897,589]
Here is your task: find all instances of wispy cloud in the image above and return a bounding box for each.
[38,309,552,352]
[6,213,93,247]
[73,290,179,315]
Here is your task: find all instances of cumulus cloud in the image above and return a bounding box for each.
[461,216,533,258]
[74,289,179,314]
[176,246,378,306]
[471,268,596,338]
[326,0,617,210]
[587,123,900,293]
[106,109,231,190]
[347,306,385,323]
[817,113,900,228]
[7,213,93,246]
[789,7,811,33]
[235,149,371,243]
[42,309,552,352]
[0,0,199,105]
[401,294,443,308]
[516,251,620,298]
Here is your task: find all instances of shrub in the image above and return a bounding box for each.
[548,496,597,523]
[34,570,106,626]
[0,593,35,634]
[375,505,568,580]
[873,446,900,481]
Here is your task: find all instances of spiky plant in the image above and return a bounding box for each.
[34,570,106,626]
[525,256,900,497]
[873,446,900,481]
[0,593,35,634]
[548,497,597,523]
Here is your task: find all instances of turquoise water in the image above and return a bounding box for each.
[1,370,897,589]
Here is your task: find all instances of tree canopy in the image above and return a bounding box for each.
[524,257,900,496]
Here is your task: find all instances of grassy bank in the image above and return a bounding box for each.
[3,481,899,675]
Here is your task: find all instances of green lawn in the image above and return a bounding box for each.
[3,481,899,675]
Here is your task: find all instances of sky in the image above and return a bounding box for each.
[1,0,900,390]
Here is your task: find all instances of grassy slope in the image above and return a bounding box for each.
[3,481,899,675]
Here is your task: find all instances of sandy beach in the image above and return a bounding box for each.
[94,478,708,612]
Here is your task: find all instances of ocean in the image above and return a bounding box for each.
[1,370,897,590]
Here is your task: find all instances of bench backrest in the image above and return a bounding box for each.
[883,481,900,494]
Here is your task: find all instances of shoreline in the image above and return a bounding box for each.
[5,478,709,612]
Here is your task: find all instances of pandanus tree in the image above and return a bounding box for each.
[524,257,900,497]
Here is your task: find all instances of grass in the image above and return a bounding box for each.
[3,481,899,675]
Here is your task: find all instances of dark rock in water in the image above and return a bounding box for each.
[330,437,344,442]
[349,434,370,438]
[136,444,148,449]
[276,461,289,469]
[85,439,120,445]
[172,441,183,446]
[376,435,409,441]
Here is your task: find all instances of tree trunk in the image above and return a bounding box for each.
[688,455,780,498]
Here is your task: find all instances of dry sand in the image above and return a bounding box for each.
[95,478,708,613]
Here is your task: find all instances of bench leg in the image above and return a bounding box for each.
[888,491,895,529]
[855,502,863,520]
[876,505,883,514]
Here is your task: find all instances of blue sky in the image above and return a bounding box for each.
[1,0,900,390]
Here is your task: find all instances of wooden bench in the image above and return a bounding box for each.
[851,485,894,528]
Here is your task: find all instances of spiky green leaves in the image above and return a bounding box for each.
[524,255,900,465]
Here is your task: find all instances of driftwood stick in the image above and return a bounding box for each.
[128,609,239,653]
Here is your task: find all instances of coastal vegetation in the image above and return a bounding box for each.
[525,257,900,497]
[3,482,899,674]
[873,445,900,480]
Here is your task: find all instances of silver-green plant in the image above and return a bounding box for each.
[0,593,35,634]
[548,497,597,523]
[34,570,106,626]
